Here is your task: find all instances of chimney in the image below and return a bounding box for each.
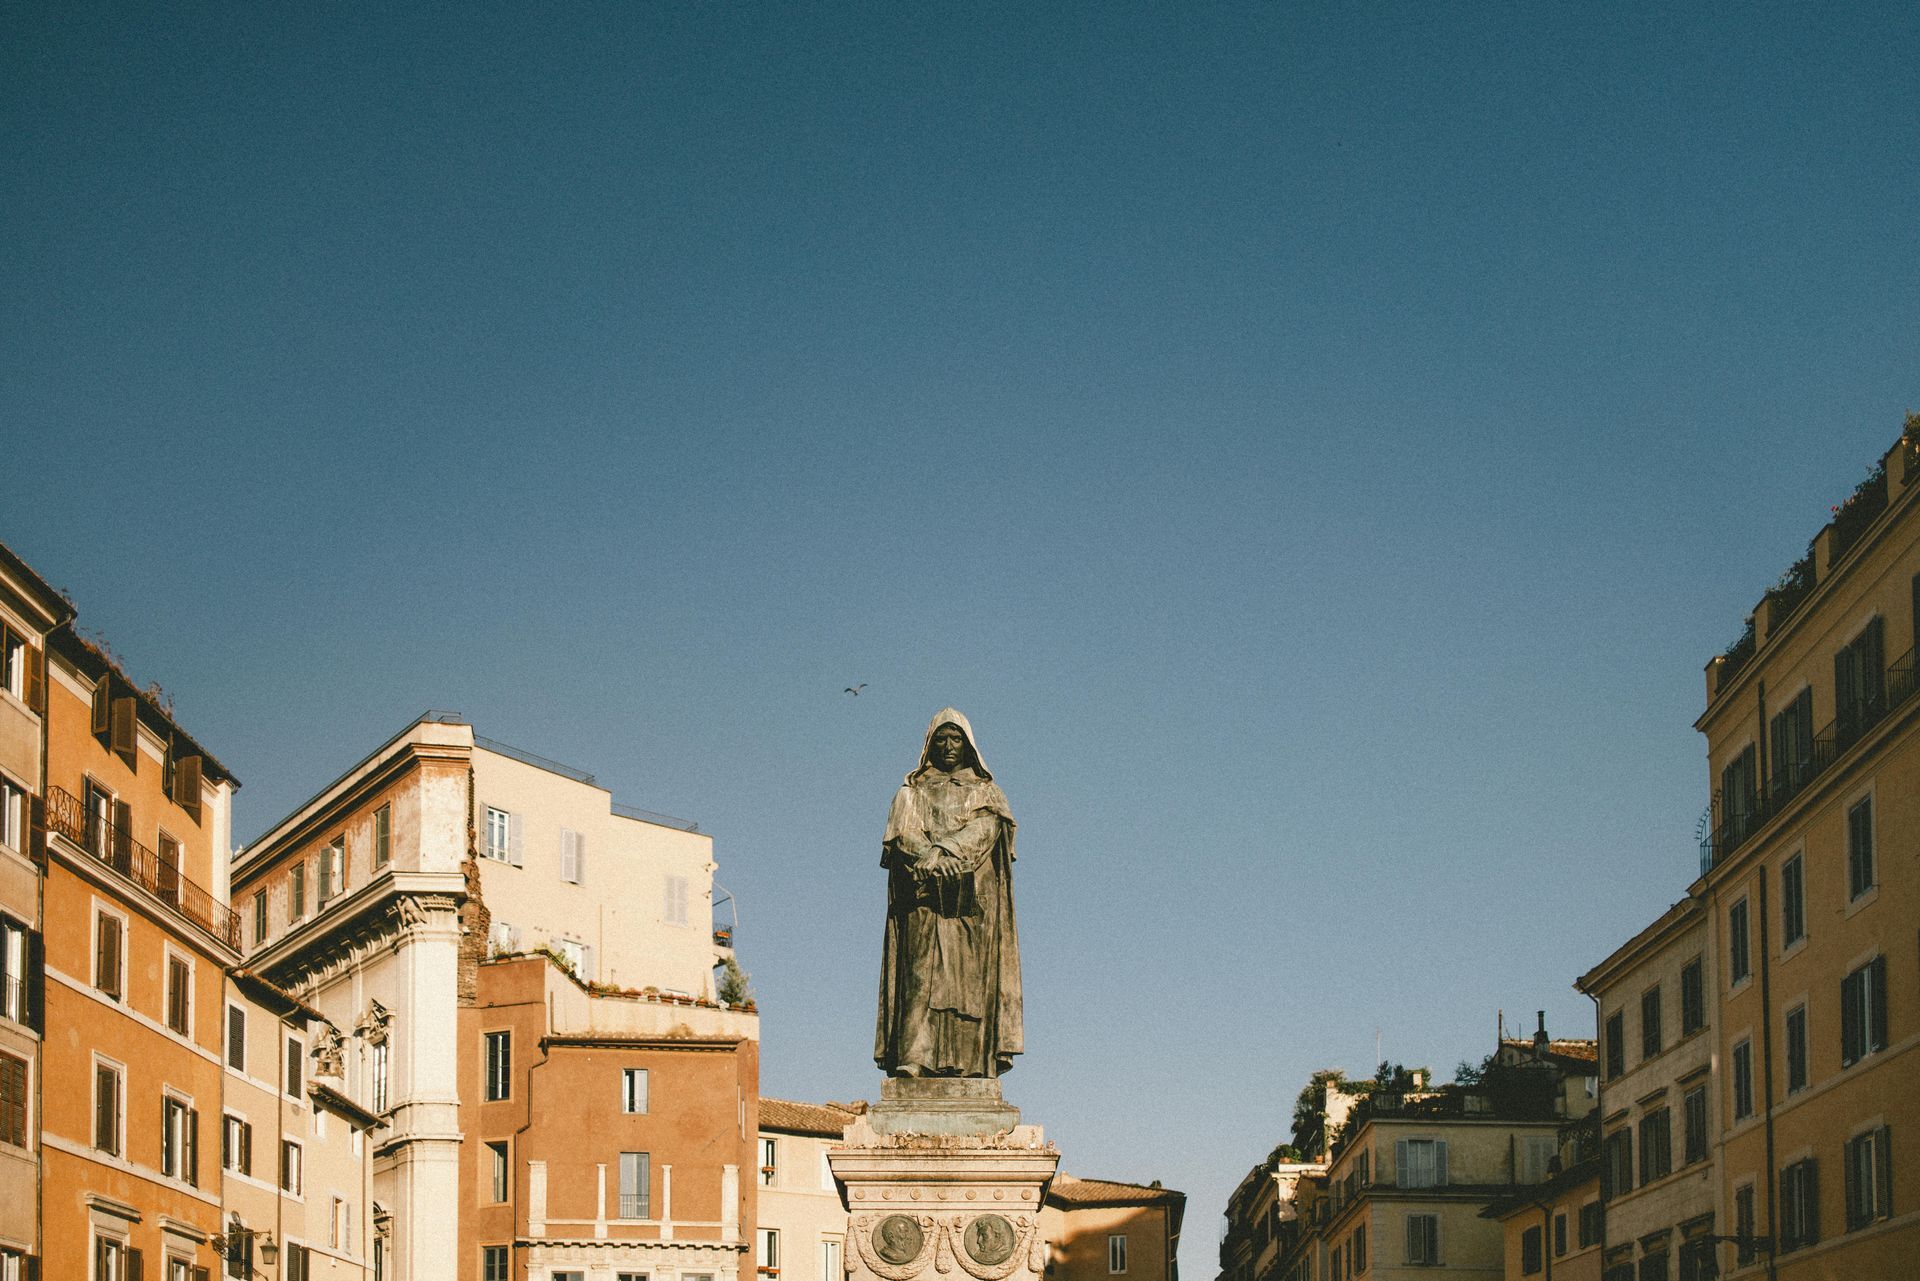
[1533,1011,1549,1056]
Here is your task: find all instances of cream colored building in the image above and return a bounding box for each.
[1575,900,1718,1280]
[1042,1176,1185,1281]
[469,736,727,996]
[219,969,377,1277]
[754,1100,858,1281]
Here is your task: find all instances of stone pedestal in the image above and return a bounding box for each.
[830,1081,1058,1281]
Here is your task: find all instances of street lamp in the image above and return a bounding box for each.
[207,1226,279,1275]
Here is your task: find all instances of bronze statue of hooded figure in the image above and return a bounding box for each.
[875,708,1023,1078]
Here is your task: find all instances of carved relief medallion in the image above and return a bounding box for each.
[963,1216,1016,1267]
[874,1215,926,1265]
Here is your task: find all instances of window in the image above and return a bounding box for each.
[665,876,689,925]
[489,1140,509,1201]
[1682,1086,1707,1165]
[1834,617,1885,740]
[555,937,592,980]
[1731,1039,1753,1120]
[485,1031,512,1100]
[1395,1138,1446,1188]
[1785,1005,1809,1093]
[1553,1213,1567,1257]
[1728,898,1750,985]
[1578,1202,1603,1248]
[1769,686,1815,800]
[166,952,191,1035]
[280,1138,302,1194]
[1733,1184,1757,1265]
[1637,1108,1671,1185]
[1720,744,1758,844]
[482,1246,510,1281]
[285,1035,304,1098]
[0,626,21,700]
[1846,796,1875,899]
[84,779,113,858]
[1,915,36,1026]
[284,1243,311,1281]
[761,1136,778,1185]
[225,1004,247,1072]
[1521,1226,1542,1275]
[161,1095,199,1184]
[156,831,181,905]
[1781,854,1806,946]
[561,827,584,884]
[1521,1135,1555,1183]
[94,1061,121,1154]
[821,1240,842,1281]
[289,862,306,920]
[1779,1157,1819,1250]
[373,803,391,866]
[332,1196,348,1249]
[1405,1214,1439,1266]
[1107,1234,1128,1274]
[1351,1225,1366,1273]
[94,1236,129,1281]
[1679,957,1704,1035]
[94,908,123,1000]
[1676,1239,1714,1281]
[224,1221,253,1279]
[1602,1127,1632,1196]
[252,890,268,945]
[1844,1126,1893,1229]
[1604,1012,1625,1079]
[371,1040,390,1113]
[758,1228,781,1274]
[0,775,21,853]
[1637,1251,1668,1281]
[485,808,514,863]
[0,1052,25,1146]
[223,1114,253,1174]
[1840,955,1888,1066]
[318,839,344,902]
[622,1067,649,1114]
[620,1150,650,1218]
[1640,987,1663,1060]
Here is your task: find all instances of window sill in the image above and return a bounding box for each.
[1843,886,1879,919]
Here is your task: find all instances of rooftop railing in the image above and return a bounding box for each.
[1701,650,1916,870]
[47,783,241,950]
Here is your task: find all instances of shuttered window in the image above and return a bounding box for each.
[1404,1215,1439,1265]
[373,804,391,866]
[1840,956,1888,1066]
[0,1051,26,1146]
[561,828,585,884]
[1846,796,1875,899]
[1727,899,1750,984]
[1679,957,1705,1034]
[1640,987,1663,1059]
[1682,1086,1708,1164]
[1780,855,1806,946]
[1768,686,1815,798]
[227,1005,247,1072]
[1395,1139,1446,1188]
[1779,1159,1819,1250]
[1844,1126,1893,1229]
[94,1062,121,1154]
[1785,1006,1808,1093]
[1834,618,1885,740]
[166,954,191,1034]
[94,911,123,1000]
[1731,1040,1754,1119]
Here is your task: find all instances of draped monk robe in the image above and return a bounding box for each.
[875,708,1024,1078]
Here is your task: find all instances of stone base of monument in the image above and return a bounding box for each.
[830,1080,1059,1281]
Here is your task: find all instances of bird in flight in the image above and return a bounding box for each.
[844,684,867,696]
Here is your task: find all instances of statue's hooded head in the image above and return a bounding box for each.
[909,707,991,782]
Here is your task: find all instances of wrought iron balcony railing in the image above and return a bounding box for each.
[46,784,241,950]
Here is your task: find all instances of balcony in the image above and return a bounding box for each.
[46,783,241,950]
[1701,650,1917,870]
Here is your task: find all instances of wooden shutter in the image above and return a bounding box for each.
[1395,1139,1408,1187]
[128,1247,143,1281]
[508,813,523,866]
[1434,1140,1448,1187]
[24,929,44,1032]
[111,799,132,868]
[188,1106,199,1185]
[576,832,585,884]
[91,678,110,738]
[1870,955,1889,1051]
[110,696,138,769]
[24,643,45,713]
[175,754,203,822]
[25,793,44,865]
[1875,1126,1893,1218]
[192,1268,208,1281]
[1845,1136,1863,1228]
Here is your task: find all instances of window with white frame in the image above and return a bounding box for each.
[485,1031,511,1101]
[1780,1157,1819,1250]
[93,1235,129,1281]
[318,839,344,903]
[664,876,689,925]
[1840,955,1887,1066]
[0,915,31,1024]
[162,1093,199,1184]
[0,626,22,700]
[620,1151,650,1218]
[485,808,513,862]
[223,1113,252,1174]
[1107,1234,1128,1274]
[0,775,22,853]
[280,1138,303,1194]
[622,1067,648,1114]
[332,1197,348,1249]
[821,1239,842,1281]
[761,1136,778,1185]
[560,827,584,883]
[1844,1126,1893,1229]
[371,1040,390,1114]
[758,1228,780,1274]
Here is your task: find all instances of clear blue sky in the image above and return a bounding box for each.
[6,0,1917,1255]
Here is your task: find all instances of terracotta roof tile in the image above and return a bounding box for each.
[760,1098,860,1137]
[1047,1175,1184,1207]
